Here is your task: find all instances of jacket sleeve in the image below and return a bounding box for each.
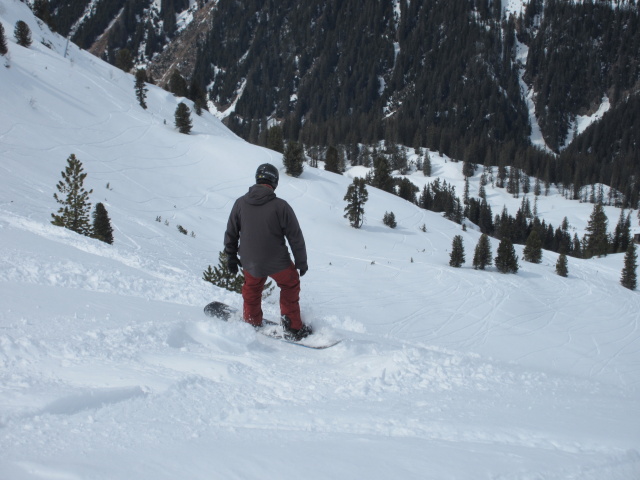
[224,199,241,257]
[282,202,307,269]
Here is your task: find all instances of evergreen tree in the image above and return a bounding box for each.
[397,178,418,203]
[462,161,475,178]
[266,126,284,153]
[174,103,192,134]
[283,141,304,177]
[168,69,188,98]
[473,234,492,270]
[422,155,432,177]
[534,177,542,196]
[203,252,244,293]
[463,177,470,205]
[507,167,520,197]
[622,213,632,253]
[51,154,93,236]
[14,20,32,48]
[495,238,519,273]
[496,164,507,189]
[449,235,465,268]
[115,48,133,72]
[370,156,394,193]
[611,210,631,254]
[135,69,148,109]
[325,146,341,174]
[343,177,368,228]
[620,242,637,291]
[0,23,8,56]
[556,253,569,277]
[92,202,114,244]
[583,203,609,258]
[189,79,207,115]
[523,229,543,263]
[571,233,583,258]
[193,93,207,116]
[391,146,409,174]
[383,211,397,228]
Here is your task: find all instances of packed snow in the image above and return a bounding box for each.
[1,1,639,479]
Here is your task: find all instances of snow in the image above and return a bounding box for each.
[1,1,640,479]
[514,38,555,154]
[562,96,611,149]
[67,0,101,38]
[503,0,528,17]
[175,0,199,34]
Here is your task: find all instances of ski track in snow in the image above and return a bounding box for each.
[3,200,639,479]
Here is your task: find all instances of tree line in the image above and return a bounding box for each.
[36,0,640,210]
[308,133,638,288]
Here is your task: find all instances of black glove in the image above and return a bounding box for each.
[298,264,308,277]
[227,254,241,275]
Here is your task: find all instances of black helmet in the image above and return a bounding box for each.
[255,163,279,189]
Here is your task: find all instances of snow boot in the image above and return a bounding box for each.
[281,315,312,341]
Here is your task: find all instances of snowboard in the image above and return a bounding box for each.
[203,301,341,349]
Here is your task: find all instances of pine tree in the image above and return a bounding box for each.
[422,155,432,176]
[194,94,207,116]
[383,211,397,228]
[266,126,284,153]
[344,177,368,228]
[473,234,492,270]
[283,141,304,177]
[203,252,244,293]
[556,253,569,277]
[325,146,341,174]
[168,69,188,98]
[0,23,8,56]
[571,233,582,258]
[397,178,418,203]
[371,156,394,193]
[463,177,470,205]
[534,177,542,196]
[523,229,543,263]
[174,103,192,134]
[620,242,637,290]
[14,20,32,48]
[622,213,632,253]
[462,161,475,178]
[115,48,133,72]
[611,210,632,254]
[189,79,207,116]
[495,238,519,273]
[135,69,148,109]
[391,146,408,174]
[92,202,114,244]
[449,235,465,268]
[51,154,93,236]
[583,203,609,258]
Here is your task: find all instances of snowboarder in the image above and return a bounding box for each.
[223,163,311,340]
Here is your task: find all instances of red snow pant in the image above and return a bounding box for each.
[242,263,302,329]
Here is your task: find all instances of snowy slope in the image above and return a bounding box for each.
[1,1,640,479]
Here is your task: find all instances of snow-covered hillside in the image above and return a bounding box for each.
[1,1,639,478]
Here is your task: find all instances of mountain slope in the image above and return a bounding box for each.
[1,2,640,479]
[41,0,640,204]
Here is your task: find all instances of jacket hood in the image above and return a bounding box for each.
[244,184,276,206]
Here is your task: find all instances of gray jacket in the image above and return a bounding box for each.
[224,184,307,278]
